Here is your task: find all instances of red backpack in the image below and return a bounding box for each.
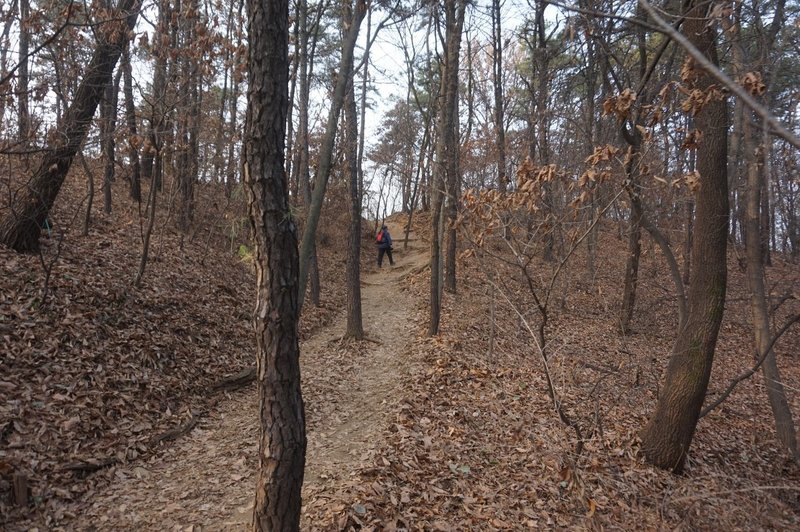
[376,229,384,243]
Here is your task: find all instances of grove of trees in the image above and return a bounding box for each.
[1,0,799,528]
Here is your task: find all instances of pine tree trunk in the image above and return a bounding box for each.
[245,0,305,528]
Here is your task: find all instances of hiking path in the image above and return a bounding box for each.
[66,221,427,530]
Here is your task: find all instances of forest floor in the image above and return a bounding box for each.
[3,176,800,531]
[59,220,431,530]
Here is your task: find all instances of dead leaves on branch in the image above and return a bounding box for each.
[739,71,767,96]
[602,89,636,121]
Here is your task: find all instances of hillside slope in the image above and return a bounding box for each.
[0,171,367,528]
[2,172,800,530]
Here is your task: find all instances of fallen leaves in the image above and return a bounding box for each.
[1,175,358,529]
[3,182,800,531]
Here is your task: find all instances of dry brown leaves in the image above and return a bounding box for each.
[3,174,800,531]
[320,219,800,531]
[0,170,357,529]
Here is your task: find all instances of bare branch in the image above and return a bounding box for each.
[701,313,800,418]
[639,0,800,151]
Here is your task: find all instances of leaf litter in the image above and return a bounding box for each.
[2,179,800,530]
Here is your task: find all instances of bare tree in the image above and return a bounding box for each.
[344,1,364,340]
[0,0,142,252]
[244,0,305,528]
[430,0,466,335]
[639,0,730,473]
[297,0,367,311]
[101,68,123,214]
[121,44,141,202]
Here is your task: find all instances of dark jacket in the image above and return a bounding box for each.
[377,227,392,249]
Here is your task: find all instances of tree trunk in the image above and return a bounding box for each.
[293,0,320,307]
[245,0,305,528]
[0,0,17,127]
[429,0,465,335]
[583,1,599,277]
[533,0,554,261]
[186,0,201,223]
[176,0,198,233]
[102,68,123,214]
[444,171,459,294]
[620,146,643,334]
[297,0,366,312]
[639,1,729,473]
[444,74,461,294]
[17,0,29,144]
[760,169,771,266]
[79,153,95,235]
[344,3,363,340]
[211,0,233,185]
[745,120,798,460]
[225,0,243,198]
[141,0,171,189]
[122,44,141,202]
[491,0,506,194]
[683,199,693,285]
[284,5,300,183]
[134,170,158,287]
[0,0,142,252]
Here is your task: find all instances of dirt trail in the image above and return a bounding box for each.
[68,222,428,530]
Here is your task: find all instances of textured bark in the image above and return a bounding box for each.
[0,0,142,252]
[344,2,363,340]
[444,85,460,295]
[245,0,306,529]
[640,1,729,473]
[745,121,798,460]
[682,199,693,285]
[429,0,465,335]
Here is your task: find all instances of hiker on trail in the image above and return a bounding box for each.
[376,224,394,268]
